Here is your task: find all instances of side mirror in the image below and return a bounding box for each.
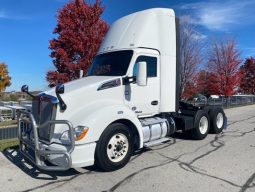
[21,85,34,98]
[56,83,65,94]
[55,83,67,111]
[21,85,29,93]
[137,61,147,86]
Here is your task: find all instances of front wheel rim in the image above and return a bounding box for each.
[107,133,129,163]
[199,116,208,134]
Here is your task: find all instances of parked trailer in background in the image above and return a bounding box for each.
[18,8,227,171]
[0,101,11,107]
[20,100,32,107]
[22,104,32,112]
[6,105,26,120]
[0,106,13,121]
[19,101,33,112]
[9,101,19,106]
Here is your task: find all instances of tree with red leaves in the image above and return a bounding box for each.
[47,0,108,87]
[179,20,204,100]
[181,79,198,99]
[196,70,221,96]
[207,39,242,96]
[239,57,255,94]
[196,70,209,96]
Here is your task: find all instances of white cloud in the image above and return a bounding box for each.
[191,31,207,40]
[0,11,8,19]
[0,9,29,20]
[179,15,207,40]
[177,0,255,31]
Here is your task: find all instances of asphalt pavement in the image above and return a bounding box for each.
[0,105,255,192]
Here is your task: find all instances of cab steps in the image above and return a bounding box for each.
[144,137,170,147]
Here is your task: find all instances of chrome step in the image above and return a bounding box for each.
[144,137,170,147]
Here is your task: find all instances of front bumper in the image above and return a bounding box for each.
[18,110,75,171]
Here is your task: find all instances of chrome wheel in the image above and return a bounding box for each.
[199,116,209,135]
[107,133,129,163]
[216,112,224,129]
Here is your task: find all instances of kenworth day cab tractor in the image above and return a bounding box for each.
[18,8,227,171]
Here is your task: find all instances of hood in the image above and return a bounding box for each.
[42,75,124,120]
[45,76,120,96]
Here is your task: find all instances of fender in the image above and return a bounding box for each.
[73,104,144,148]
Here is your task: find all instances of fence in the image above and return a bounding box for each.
[0,100,32,151]
[0,95,255,151]
[0,121,19,151]
[187,95,255,108]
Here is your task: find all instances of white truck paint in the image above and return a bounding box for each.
[18,8,227,171]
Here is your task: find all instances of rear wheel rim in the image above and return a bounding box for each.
[199,116,208,134]
[107,133,129,163]
[216,113,224,129]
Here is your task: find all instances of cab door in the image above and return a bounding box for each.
[124,53,160,116]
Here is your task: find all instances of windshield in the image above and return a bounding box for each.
[88,50,133,76]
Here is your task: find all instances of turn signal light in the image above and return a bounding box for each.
[75,126,89,141]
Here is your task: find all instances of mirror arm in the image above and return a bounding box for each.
[25,92,35,98]
[122,76,136,85]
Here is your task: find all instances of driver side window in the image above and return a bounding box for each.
[133,56,157,77]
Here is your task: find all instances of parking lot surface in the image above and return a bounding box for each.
[0,105,255,192]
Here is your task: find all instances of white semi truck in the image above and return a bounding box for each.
[18,8,227,171]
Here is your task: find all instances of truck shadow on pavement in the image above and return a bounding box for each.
[2,148,85,180]
[0,131,199,182]
[1,147,150,181]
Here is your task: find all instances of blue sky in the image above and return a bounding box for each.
[0,0,254,91]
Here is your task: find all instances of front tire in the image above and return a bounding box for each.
[191,111,209,140]
[95,123,133,171]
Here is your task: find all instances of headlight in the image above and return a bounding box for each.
[60,126,89,142]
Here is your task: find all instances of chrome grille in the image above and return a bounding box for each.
[32,94,57,142]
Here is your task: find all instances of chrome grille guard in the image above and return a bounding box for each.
[18,110,75,171]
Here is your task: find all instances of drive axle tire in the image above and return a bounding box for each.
[191,111,209,140]
[95,123,133,171]
[209,108,225,134]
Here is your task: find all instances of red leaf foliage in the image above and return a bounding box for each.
[239,57,255,94]
[46,0,109,87]
[207,39,242,96]
[196,70,221,96]
[181,75,199,99]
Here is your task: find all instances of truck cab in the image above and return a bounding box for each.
[18,8,227,171]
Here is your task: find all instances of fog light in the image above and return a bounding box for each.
[60,130,71,142]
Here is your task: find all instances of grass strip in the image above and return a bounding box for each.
[0,138,19,151]
[0,120,17,128]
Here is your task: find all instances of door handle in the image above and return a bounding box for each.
[151,100,158,105]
